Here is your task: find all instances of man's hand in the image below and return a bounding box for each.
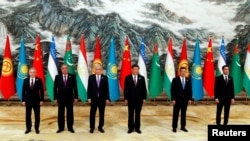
[88,99,91,103]
[215,98,219,104]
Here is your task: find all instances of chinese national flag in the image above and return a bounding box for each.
[92,35,102,74]
[0,35,16,99]
[33,35,45,90]
[202,37,215,97]
[119,36,132,91]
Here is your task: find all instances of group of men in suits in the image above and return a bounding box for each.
[21,63,235,134]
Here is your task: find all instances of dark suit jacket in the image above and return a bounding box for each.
[171,76,192,102]
[22,77,44,104]
[54,73,78,103]
[124,74,147,103]
[214,75,235,103]
[87,74,109,102]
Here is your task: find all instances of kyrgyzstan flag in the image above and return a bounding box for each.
[0,35,16,99]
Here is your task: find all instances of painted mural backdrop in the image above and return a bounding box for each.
[0,0,250,100]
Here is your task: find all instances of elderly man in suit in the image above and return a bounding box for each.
[22,67,44,134]
[214,65,235,125]
[87,63,110,133]
[171,67,192,133]
[54,64,78,133]
[124,64,147,134]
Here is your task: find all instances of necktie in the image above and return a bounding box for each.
[225,76,228,84]
[134,76,137,86]
[64,76,67,86]
[97,75,100,87]
[31,79,34,88]
[181,77,185,89]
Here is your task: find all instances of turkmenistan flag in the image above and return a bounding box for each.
[76,34,89,102]
[148,44,163,99]
[243,42,250,97]
[230,38,242,95]
[46,36,58,102]
[64,35,75,74]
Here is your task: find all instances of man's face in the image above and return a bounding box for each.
[61,65,68,75]
[180,68,186,77]
[222,66,229,75]
[29,69,36,78]
[132,67,139,75]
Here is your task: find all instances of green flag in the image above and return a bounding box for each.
[230,38,242,95]
[148,45,163,99]
[64,35,75,74]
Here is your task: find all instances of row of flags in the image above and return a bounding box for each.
[0,35,250,102]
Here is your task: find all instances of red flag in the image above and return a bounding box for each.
[33,35,45,90]
[92,35,102,74]
[177,37,189,77]
[0,35,16,99]
[119,36,132,91]
[203,37,215,97]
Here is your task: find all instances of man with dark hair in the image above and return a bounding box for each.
[171,67,192,133]
[124,64,147,134]
[54,64,78,133]
[214,65,235,125]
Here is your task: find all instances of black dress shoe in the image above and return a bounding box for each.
[172,128,177,133]
[135,130,142,134]
[98,128,105,133]
[68,129,75,133]
[181,128,188,132]
[127,130,133,134]
[35,130,40,134]
[25,130,31,134]
[89,128,94,133]
[56,129,64,133]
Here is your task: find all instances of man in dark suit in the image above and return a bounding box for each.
[124,64,147,134]
[171,67,192,133]
[214,65,235,125]
[54,64,78,133]
[22,67,44,134]
[87,63,110,133]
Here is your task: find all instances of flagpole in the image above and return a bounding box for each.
[245,91,248,105]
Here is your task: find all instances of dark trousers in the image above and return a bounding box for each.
[25,103,40,131]
[172,102,188,129]
[89,99,106,129]
[57,102,74,130]
[216,102,231,125]
[128,102,142,131]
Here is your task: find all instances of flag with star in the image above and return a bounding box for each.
[138,37,148,95]
[107,37,120,101]
[64,35,75,74]
[202,37,215,97]
[163,37,175,99]
[149,44,163,99]
[243,42,250,97]
[191,38,204,101]
[16,34,28,101]
[45,36,58,102]
[119,36,132,92]
[76,34,89,102]
[216,37,226,76]
[0,35,16,99]
[33,34,45,90]
[230,38,242,95]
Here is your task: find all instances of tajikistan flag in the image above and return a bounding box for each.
[76,35,89,102]
[243,42,250,97]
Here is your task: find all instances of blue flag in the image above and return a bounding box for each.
[191,38,204,101]
[107,37,120,101]
[16,35,28,101]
